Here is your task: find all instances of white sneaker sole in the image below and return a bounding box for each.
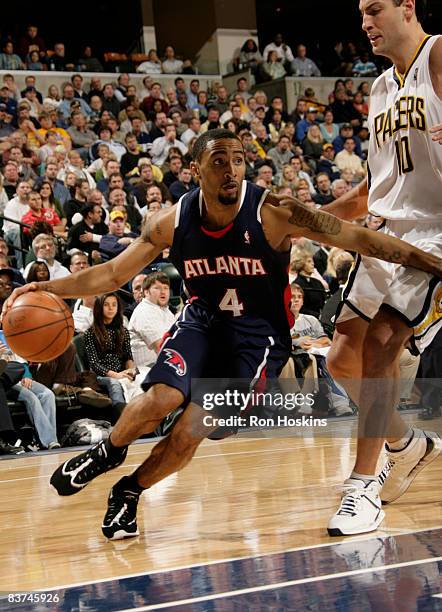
[104,528,140,541]
[328,508,385,537]
[381,433,442,504]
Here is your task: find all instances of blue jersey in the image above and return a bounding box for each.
[170,180,293,336]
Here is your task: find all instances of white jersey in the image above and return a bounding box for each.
[368,34,442,220]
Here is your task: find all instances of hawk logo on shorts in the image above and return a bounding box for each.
[164,349,187,376]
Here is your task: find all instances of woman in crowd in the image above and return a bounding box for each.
[84,293,135,424]
[261,50,286,82]
[25,261,50,283]
[238,39,262,74]
[324,248,354,295]
[319,109,339,144]
[302,125,324,163]
[290,250,328,318]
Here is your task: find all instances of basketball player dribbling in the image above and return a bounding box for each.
[323,0,442,536]
[5,128,442,540]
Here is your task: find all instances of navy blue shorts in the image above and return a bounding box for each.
[142,300,291,404]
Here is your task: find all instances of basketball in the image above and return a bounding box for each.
[3,291,74,362]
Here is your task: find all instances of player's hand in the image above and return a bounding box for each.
[2,283,39,319]
[429,123,442,144]
[20,378,33,389]
[264,192,296,207]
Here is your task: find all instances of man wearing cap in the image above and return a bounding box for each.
[67,202,107,262]
[316,144,341,182]
[295,107,319,143]
[99,210,138,260]
[244,143,266,181]
[332,124,363,158]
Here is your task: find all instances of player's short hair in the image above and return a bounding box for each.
[142,272,170,291]
[392,0,427,23]
[192,128,242,162]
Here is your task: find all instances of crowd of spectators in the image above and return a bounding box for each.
[235,34,381,82]
[0,61,435,455]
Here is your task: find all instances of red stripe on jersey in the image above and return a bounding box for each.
[159,331,171,350]
[200,222,233,238]
[284,283,295,329]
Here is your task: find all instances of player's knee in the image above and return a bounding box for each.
[141,384,184,420]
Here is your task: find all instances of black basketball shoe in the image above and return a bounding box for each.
[102,476,142,540]
[50,440,128,496]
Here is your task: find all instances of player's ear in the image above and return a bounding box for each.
[190,161,200,182]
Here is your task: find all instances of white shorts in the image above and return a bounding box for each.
[336,219,442,353]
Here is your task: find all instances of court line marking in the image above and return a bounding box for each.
[36,526,442,592]
[0,442,349,483]
[115,557,442,611]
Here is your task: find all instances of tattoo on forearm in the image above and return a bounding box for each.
[288,203,342,235]
[367,243,406,264]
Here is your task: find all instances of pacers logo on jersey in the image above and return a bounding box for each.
[164,349,187,376]
[414,285,442,339]
[373,95,426,149]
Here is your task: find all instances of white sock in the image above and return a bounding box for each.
[386,428,414,452]
[350,471,377,484]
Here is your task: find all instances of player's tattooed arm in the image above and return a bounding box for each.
[286,200,342,235]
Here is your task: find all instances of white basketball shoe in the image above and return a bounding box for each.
[328,477,385,536]
[378,428,441,504]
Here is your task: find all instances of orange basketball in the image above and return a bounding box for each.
[3,291,75,362]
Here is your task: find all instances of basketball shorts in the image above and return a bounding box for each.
[142,299,291,405]
[336,219,442,353]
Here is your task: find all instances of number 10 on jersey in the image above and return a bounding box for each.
[395,135,414,175]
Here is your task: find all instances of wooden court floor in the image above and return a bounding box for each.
[0,414,441,610]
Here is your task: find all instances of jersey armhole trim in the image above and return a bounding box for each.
[256,188,270,223]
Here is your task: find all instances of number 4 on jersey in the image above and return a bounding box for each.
[219,288,244,316]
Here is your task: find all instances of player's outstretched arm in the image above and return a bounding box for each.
[264,199,442,277]
[2,209,174,315]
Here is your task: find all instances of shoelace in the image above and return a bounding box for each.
[378,460,394,486]
[71,443,108,482]
[107,491,139,522]
[338,485,363,516]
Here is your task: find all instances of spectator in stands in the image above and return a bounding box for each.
[21,87,42,119]
[124,273,147,320]
[136,49,162,74]
[312,173,334,206]
[161,45,183,74]
[267,135,294,177]
[21,190,62,239]
[150,123,187,167]
[302,125,324,163]
[129,117,151,149]
[293,44,321,77]
[25,260,50,283]
[45,42,74,71]
[320,258,354,339]
[129,272,175,369]
[23,233,69,279]
[256,164,276,191]
[34,160,70,206]
[31,111,71,151]
[20,76,43,104]
[99,209,138,260]
[330,88,361,127]
[291,250,327,318]
[57,150,96,190]
[162,155,183,188]
[94,126,126,161]
[76,45,103,72]
[42,85,60,110]
[334,137,366,179]
[67,202,107,262]
[0,177,9,216]
[267,110,286,143]
[331,178,349,199]
[17,25,46,60]
[185,79,200,108]
[67,111,97,160]
[84,293,135,423]
[263,33,296,75]
[332,123,363,157]
[180,117,201,147]
[120,133,143,177]
[352,50,378,77]
[59,84,92,120]
[141,83,168,120]
[170,93,194,124]
[199,107,220,134]
[261,50,286,81]
[289,155,315,193]
[238,39,262,75]
[244,144,266,181]
[35,180,65,226]
[64,177,90,227]
[319,109,339,144]
[169,166,195,203]
[0,42,25,71]
[0,357,27,454]
[7,146,36,182]
[3,180,31,267]
[295,107,318,144]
